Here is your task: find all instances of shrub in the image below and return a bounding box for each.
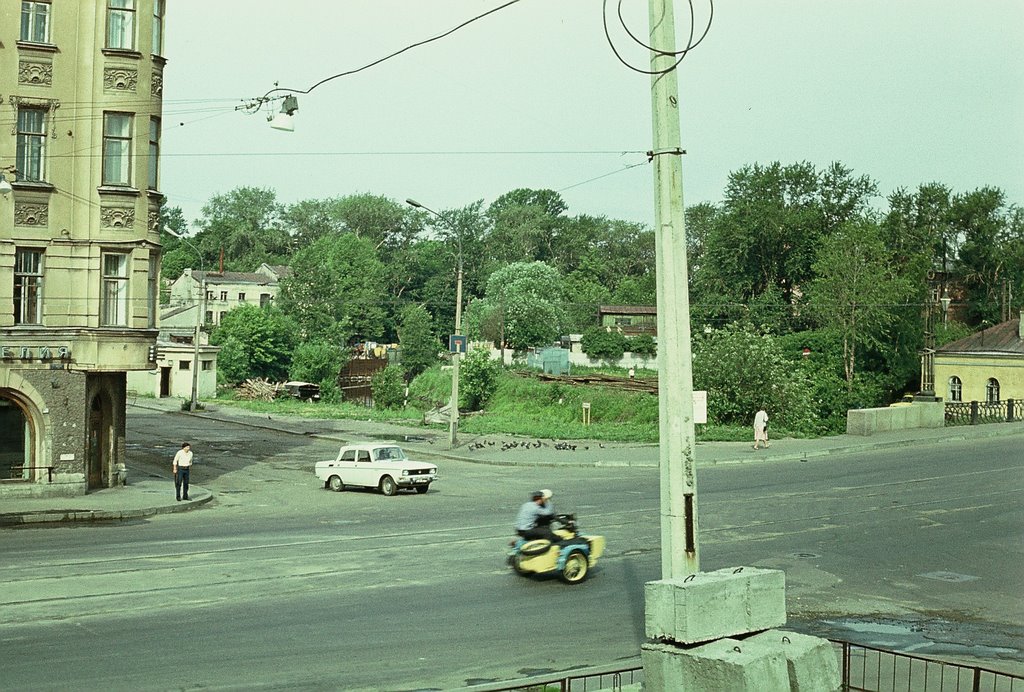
[628,334,657,356]
[581,327,628,360]
[290,340,347,390]
[460,348,501,410]
[371,365,406,409]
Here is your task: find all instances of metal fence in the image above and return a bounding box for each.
[479,640,1023,691]
[945,399,1021,426]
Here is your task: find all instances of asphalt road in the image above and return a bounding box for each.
[0,408,1021,691]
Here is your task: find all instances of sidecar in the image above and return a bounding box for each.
[507,514,605,584]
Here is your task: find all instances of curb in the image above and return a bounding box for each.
[0,488,213,526]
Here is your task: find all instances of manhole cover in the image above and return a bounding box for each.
[918,571,979,583]
[789,552,821,559]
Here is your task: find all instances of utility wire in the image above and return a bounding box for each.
[249,0,523,107]
[602,0,713,75]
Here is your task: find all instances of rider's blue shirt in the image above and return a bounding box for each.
[515,500,554,531]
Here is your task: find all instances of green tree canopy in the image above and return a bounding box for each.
[277,233,386,343]
[193,187,290,271]
[397,304,438,377]
[210,305,297,384]
[483,261,565,350]
[805,217,913,387]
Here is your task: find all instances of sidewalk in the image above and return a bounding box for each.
[2,396,1021,526]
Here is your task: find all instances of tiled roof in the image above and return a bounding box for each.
[937,317,1024,356]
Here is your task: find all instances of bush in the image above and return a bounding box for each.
[581,327,628,360]
[290,340,347,390]
[628,334,657,356]
[460,348,501,410]
[371,365,406,409]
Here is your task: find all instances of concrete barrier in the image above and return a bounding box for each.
[846,402,944,436]
[645,567,786,645]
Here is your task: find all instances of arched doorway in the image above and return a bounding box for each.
[87,394,112,489]
[0,394,32,481]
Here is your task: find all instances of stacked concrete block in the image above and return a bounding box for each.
[747,630,841,692]
[645,566,787,644]
[642,637,791,691]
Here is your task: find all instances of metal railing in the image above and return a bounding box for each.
[477,640,1024,691]
[4,466,55,482]
[945,399,1021,426]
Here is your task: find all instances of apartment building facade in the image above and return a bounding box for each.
[0,0,165,497]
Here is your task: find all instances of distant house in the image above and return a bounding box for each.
[597,305,658,336]
[168,263,290,327]
[934,312,1024,403]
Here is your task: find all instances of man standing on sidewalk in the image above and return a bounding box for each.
[173,442,194,501]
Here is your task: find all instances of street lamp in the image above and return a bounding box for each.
[0,165,15,198]
[406,198,463,449]
[167,230,206,412]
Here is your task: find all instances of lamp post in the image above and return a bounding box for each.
[406,198,463,449]
[168,231,205,412]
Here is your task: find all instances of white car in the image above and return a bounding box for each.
[315,443,438,496]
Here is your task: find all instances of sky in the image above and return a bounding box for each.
[160,0,1024,231]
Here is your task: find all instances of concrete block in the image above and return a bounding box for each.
[645,567,786,644]
[747,630,841,691]
[642,637,790,691]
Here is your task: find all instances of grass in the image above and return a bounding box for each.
[211,369,782,443]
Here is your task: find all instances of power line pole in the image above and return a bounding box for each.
[649,0,700,578]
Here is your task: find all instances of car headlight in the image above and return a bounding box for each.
[430,468,437,474]
[401,470,409,476]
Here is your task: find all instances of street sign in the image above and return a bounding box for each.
[449,335,467,353]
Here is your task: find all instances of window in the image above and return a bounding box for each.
[948,376,962,403]
[179,360,190,370]
[147,117,160,190]
[238,293,246,302]
[102,113,133,186]
[20,1,51,43]
[260,293,272,307]
[106,0,136,50]
[16,109,46,182]
[101,253,129,326]
[219,311,227,323]
[151,0,164,55]
[205,310,213,323]
[986,378,1000,403]
[147,254,159,328]
[14,249,44,325]
[219,291,228,301]
[201,360,212,371]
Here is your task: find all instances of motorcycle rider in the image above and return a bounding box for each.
[515,489,558,542]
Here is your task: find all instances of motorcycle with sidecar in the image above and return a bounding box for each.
[507,513,605,584]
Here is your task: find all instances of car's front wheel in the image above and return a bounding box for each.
[379,475,397,496]
[328,475,344,492]
[415,484,430,494]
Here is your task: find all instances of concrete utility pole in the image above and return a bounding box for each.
[649,0,700,578]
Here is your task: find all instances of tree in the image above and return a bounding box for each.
[692,325,817,432]
[805,218,912,388]
[397,304,438,377]
[290,340,348,391]
[210,305,297,384]
[952,187,1016,323]
[193,187,290,271]
[277,233,386,343]
[483,261,565,350]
